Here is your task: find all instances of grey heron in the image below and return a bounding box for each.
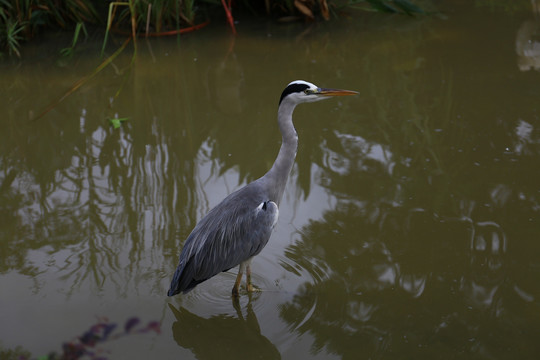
[167,80,357,297]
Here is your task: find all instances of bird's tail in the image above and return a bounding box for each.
[167,263,185,296]
[167,257,203,296]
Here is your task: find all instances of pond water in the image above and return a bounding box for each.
[1,1,540,359]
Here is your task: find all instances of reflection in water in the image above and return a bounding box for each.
[280,96,540,358]
[284,206,538,358]
[0,118,188,294]
[2,3,540,358]
[516,21,540,71]
[206,38,245,115]
[169,300,280,359]
[0,74,203,298]
[516,1,540,71]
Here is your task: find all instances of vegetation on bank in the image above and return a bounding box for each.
[0,0,425,58]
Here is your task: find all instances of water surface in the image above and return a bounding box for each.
[1,2,539,359]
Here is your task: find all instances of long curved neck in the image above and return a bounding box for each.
[262,100,299,205]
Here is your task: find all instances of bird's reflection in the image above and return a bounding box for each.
[169,298,281,359]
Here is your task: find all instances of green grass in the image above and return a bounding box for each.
[0,0,427,58]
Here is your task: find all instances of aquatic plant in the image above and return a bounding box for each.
[0,10,25,57]
[0,0,99,58]
[60,22,87,58]
[9,317,161,360]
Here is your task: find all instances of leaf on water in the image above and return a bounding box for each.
[109,117,128,129]
[110,119,121,128]
[294,0,314,19]
[102,323,117,340]
[124,317,140,333]
[80,330,99,346]
[143,321,161,334]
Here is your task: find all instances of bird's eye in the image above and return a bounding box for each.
[304,89,313,95]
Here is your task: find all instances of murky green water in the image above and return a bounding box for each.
[1,1,540,359]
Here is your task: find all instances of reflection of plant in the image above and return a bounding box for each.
[12,317,161,360]
[276,20,540,355]
[282,199,539,359]
[0,48,202,293]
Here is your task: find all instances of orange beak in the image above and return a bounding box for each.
[317,88,359,96]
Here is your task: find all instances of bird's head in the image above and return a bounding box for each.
[279,80,358,105]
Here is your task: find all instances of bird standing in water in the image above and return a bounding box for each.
[167,80,357,297]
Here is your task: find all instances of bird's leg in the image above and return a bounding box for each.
[245,263,261,292]
[232,263,245,297]
[246,263,254,292]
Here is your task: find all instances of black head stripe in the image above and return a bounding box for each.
[279,83,310,105]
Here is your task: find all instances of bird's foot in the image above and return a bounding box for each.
[231,284,261,297]
[246,283,262,293]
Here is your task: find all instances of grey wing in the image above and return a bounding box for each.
[194,200,278,274]
[167,191,279,296]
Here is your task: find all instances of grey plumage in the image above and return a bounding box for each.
[167,184,277,295]
[167,80,357,297]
